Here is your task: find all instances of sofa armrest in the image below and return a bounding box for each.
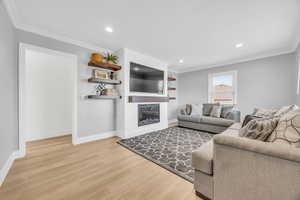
[213,135,300,162]
[213,135,300,200]
[224,110,241,122]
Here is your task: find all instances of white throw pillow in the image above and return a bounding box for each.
[210,105,222,118]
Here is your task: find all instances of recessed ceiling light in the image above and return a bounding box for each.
[179,59,184,63]
[105,27,113,33]
[134,67,139,71]
[235,43,244,48]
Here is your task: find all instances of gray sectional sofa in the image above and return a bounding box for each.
[192,123,300,200]
[177,104,241,134]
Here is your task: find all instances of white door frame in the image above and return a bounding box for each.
[18,43,78,157]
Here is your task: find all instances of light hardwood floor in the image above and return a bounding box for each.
[0,135,201,200]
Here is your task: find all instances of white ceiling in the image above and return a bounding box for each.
[10,0,300,72]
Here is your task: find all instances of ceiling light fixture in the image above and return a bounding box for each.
[235,43,244,48]
[179,59,184,63]
[105,27,114,33]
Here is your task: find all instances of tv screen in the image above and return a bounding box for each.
[130,62,164,94]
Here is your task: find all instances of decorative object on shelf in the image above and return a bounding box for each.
[104,52,118,64]
[101,88,118,96]
[168,77,176,81]
[92,69,109,79]
[91,53,104,63]
[95,83,106,96]
[88,77,121,85]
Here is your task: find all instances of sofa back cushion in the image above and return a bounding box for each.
[252,108,278,118]
[220,105,234,118]
[239,117,279,141]
[274,104,298,117]
[203,103,220,116]
[267,109,300,148]
[210,105,222,118]
[191,104,202,115]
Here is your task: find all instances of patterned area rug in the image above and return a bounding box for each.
[117,126,214,182]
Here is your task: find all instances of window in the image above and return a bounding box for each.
[208,71,237,104]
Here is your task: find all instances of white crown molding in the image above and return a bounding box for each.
[174,49,295,74]
[3,0,111,52]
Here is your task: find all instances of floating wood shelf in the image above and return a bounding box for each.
[88,60,121,71]
[168,87,176,90]
[128,96,169,103]
[87,95,121,100]
[168,77,176,81]
[168,97,176,100]
[88,77,121,85]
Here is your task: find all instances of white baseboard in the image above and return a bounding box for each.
[27,130,72,142]
[0,151,23,187]
[74,131,116,145]
[168,119,178,123]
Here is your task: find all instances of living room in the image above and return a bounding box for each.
[0,0,300,200]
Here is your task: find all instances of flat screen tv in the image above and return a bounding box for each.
[130,62,164,94]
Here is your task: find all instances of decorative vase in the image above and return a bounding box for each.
[91,53,104,63]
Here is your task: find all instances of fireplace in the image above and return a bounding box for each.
[138,104,160,126]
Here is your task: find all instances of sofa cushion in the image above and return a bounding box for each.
[200,116,234,127]
[192,140,213,175]
[178,114,201,123]
[268,109,300,147]
[203,103,220,116]
[221,128,239,136]
[191,104,202,115]
[210,105,222,118]
[239,117,279,141]
[220,105,234,118]
[252,108,278,118]
[241,114,262,127]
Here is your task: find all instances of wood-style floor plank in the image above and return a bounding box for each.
[0,135,201,200]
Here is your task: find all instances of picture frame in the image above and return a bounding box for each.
[92,69,109,79]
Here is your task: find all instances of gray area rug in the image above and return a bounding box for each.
[117,126,214,182]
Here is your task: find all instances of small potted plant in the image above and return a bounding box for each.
[104,52,118,64]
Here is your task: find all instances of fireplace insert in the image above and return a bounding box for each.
[138,104,160,126]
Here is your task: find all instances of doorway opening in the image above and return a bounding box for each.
[19,43,78,156]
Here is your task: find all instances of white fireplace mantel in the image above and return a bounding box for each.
[115,48,168,139]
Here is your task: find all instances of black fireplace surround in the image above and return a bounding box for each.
[138,104,160,126]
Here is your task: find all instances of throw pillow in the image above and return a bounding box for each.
[252,108,278,118]
[186,104,192,115]
[267,109,300,148]
[239,117,279,141]
[191,104,202,115]
[241,115,262,127]
[180,107,187,115]
[220,105,234,118]
[203,103,220,116]
[210,105,222,118]
[274,105,299,117]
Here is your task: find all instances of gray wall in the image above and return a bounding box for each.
[178,53,298,116]
[0,2,18,167]
[295,43,300,105]
[17,30,116,138]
